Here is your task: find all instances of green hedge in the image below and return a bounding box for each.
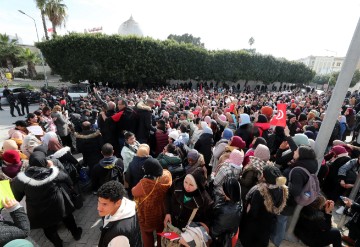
[36,33,314,85]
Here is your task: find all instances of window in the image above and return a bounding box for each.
[336,62,341,66]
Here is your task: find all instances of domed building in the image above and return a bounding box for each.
[118,15,143,37]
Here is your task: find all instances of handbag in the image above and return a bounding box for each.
[161,208,198,247]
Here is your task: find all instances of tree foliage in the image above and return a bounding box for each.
[0,34,22,74]
[45,0,67,36]
[167,33,205,48]
[329,70,360,87]
[36,33,314,85]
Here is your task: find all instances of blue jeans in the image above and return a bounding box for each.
[270,214,288,247]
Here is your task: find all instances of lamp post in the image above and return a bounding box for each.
[18,10,48,88]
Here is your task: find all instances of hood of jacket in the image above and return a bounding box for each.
[293,159,318,174]
[139,170,172,194]
[257,183,288,215]
[104,197,136,226]
[75,130,101,139]
[51,146,71,159]
[99,156,118,169]
[17,166,59,186]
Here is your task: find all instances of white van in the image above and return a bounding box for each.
[68,84,90,100]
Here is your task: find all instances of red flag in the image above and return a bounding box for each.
[270,104,287,127]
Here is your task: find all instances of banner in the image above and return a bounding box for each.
[270,103,287,127]
[0,180,16,209]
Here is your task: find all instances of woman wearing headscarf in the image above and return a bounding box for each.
[211,177,242,247]
[185,149,207,180]
[132,158,172,247]
[243,137,267,167]
[235,113,254,149]
[8,120,28,142]
[20,133,42,158]
[267,126,286,161]
[0,150,28,179]
[294,195,341,247]
[213,149,244,200]
[42,131,59,151]
[11,151,82,247]
[240,144,271,202]
[51,105,72,149]
[194,126,214,175]
[240,166,288,247]
[121,131,140,172]
[47,137,80,183]
[188,118,203,149]
[1,139,28,160]
[164,168,213,234]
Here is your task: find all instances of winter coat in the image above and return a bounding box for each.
[17,92,28,105]
[155,129,168,156]
[48,146,80,182]
[135,101,154,142]
[126,156,150,194]
[294,205,336,247]
[11,166,74,229]
[51,111,69,137]
[8,128,27,141]
[165,178,213,229]
[75,130,103,170]
[322,155,351,201]
[121,142,139,172]
[0,206,30,246]
[209,140,228,173]
[338,158,360,184]
[194,133,214,166]
[240,183,288,247]
[99,198,142,247]
[211,199,242,246]
[157,153,182,170]
[92,156,124,191]
[115,107,138,138]
[132,170,172,231]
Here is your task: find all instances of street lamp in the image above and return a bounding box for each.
[18,10,48,88]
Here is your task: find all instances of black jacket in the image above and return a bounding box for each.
[134,101,154,142]
[194,133,214,166]
[17,92,28,104]
[92,156,124,191]
[235,123,254,149]
[125,156,149,194]
[75,130,103,170]
[11,166,74,229]
[116,107,137,138]
[211,200,242,246]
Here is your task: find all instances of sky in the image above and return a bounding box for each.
[1,0,360,61]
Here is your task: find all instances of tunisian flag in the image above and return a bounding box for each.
[270,104,287,127]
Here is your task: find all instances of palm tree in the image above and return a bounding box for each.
[45,0,67,37]
[0,33,21,77]
[248,37,255,48]
[34,0,50,40]
[19,48,40,78]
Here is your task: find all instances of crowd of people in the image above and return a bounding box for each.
[1,83,360,247]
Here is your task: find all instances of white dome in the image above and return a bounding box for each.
[118,15,143,37]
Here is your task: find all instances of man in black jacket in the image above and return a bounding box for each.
[75,121,103,174]
[135,99,156,144]
[97,181,142,247]
[7,91,22,117]
[17,89,29,115]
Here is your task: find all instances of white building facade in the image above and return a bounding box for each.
[298,56,344,75]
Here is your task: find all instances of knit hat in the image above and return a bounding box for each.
[298,146,316,160]
[293,134,310,146]
[202,127,213,135]
[29,151,48,167]
[225,149,244,166]
[254,144,270,162]
[204,116,212,124]
[143,157,163,178]
[230,136,246,150]
[263,165,282,185]
[261,106,273,119]
[239,114,251,126]
[187,149,200,161]
[137,144,150,157]
[288,113,296,120]
[222,128,233,140]
[304,130,315,140]
[2,139,18,151]
[219,114,227,122]
[168,130,179,140]
[2,150,21,164]
[257,114,268,123]
[223,177,241,202]
[331,145,348,156]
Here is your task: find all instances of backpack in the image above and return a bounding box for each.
[103,159,124,184]
[289,166,320,206]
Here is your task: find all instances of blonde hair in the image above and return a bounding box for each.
[276,176,287,186]
[52,105,62,112]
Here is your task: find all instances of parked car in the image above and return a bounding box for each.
[67,84,90,101]
[0,87,40,105]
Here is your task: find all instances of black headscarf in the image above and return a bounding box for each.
[29,151,48,167]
